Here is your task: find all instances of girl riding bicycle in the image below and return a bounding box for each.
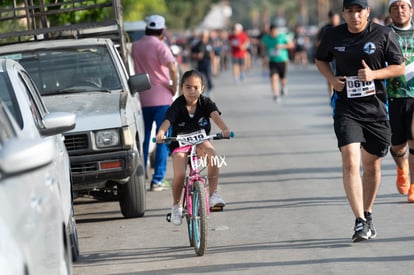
[156,69,231,225]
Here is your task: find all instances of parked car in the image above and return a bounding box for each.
[0,218,26,275]
[0,99,73,274]
[0,59,80,261]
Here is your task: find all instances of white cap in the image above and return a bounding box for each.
[234,23,243,31]
[388,0,412,8]
[145,15,166,30]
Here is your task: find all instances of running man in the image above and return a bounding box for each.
[315,0,405,242]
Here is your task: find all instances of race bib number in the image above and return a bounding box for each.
[177,129,207,147]
[346,76,376,98]
[269,48,280,57]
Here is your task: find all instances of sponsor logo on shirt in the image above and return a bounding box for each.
[334,46,346,52]
[363,42,376,55]
[198,117,208,127]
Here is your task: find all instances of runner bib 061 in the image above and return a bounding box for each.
[177,129,207,147]
[346,76,376,98]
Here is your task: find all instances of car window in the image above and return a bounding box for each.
[0,72,23,128]
[17,71,46,129]
[0,104,16,148]
[10,46,122,94]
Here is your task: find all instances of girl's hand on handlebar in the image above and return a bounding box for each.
[222,129,232,138]
[155,131,166,143]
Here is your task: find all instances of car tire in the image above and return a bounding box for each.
[118,157,146,218]
[63,225,73,275]
[69,206,80,262]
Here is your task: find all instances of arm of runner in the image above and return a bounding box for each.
[315,59,346,92]
[358,60,405,82]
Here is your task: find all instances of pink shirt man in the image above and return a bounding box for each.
[131,35,176,107]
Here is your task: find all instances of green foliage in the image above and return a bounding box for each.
[0,0,392,37]
[121,0,214,31]
[163,0,213,30]
[122,0,167,22]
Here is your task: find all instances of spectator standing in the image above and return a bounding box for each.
[315,10,341,98]
[386,0,414,201]
[315,0,405,242]
[191,30,215,96]
[228,23,250,83]
[220,30,230,71]
[293,25,310,68]
[131,15,179,191]
[210,29,223,76]
[257,23,270,78]
[261,24,294,103]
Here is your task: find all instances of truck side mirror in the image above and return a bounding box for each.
[128,73,151,94]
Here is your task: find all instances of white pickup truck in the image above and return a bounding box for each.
[0,0,150,218]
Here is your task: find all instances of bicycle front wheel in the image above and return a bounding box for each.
[186,214,194,247]
[191,180,208,256]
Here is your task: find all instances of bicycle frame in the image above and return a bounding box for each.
[182,143,210,221]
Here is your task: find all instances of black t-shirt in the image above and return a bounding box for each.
[192,40,213,62]
[317,23,334,43]
[165,94,220,151]
[316,21,404,121]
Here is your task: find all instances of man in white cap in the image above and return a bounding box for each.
[131,15,178,191]
[386,0,414,202]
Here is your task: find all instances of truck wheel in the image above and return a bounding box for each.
[118,161,146,218]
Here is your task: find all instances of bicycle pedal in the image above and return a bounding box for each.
[210,206,224,212]
[166,213,171,222]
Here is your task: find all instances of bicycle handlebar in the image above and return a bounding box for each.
[212,131,235,140]
[152,131,235,143]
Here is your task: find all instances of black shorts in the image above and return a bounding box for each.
[269,61,286,78]
[334,116,391,157]
[388,97,414,145]
[232,57,245,66]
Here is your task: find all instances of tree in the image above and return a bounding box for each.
[122,0,167,22]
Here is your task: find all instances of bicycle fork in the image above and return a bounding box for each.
[186,176,210,218]
[165,176,210,223]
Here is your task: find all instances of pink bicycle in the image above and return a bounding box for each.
[158,130,234,256]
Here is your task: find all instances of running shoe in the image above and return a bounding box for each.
[209,191,225,208]
[273,95,281,103]
[396,167,409,195]
[408,184,414,203]
[352,217,371,242]
[171,204,183,226]
[240,72,245,81]
[150,181,166,192]
[364,211,376,239]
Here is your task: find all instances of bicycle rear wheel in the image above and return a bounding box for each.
[191,180,207,256]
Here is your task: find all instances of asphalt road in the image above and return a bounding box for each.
[73,61,414,275]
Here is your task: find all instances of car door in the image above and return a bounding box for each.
[0,102,66,274]
[18,69,73,222]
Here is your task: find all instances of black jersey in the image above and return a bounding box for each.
[165,94,220,150]
[316,21,404,121]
